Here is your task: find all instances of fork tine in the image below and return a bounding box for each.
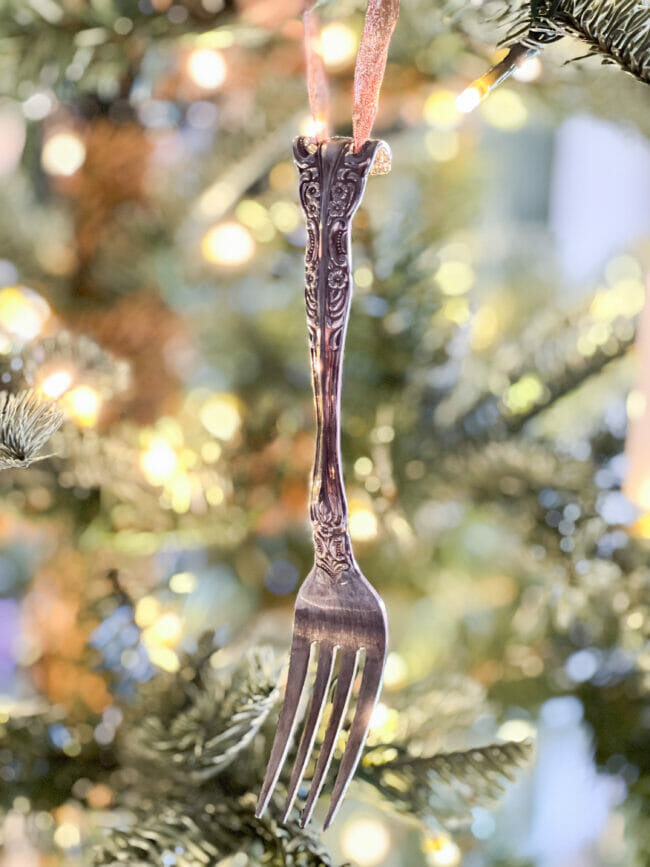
[280,642,336,823]
[322,650,384,830]
[299,648,358,828]
[255,635,312,819]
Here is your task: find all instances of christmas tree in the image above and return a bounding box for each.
[0,1,649,865]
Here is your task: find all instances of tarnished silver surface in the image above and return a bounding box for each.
[256,136,388,830]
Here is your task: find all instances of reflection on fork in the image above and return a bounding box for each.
[255,136,389,829]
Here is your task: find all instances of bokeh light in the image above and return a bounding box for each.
[186,48,227,90]
[201,222,255,266]
[39,369,73,399]
[41,131,86,177]
[0,285,50,340]
[62,385,102,428]
[340,816,391,866]
[200,394,242,441]
[320,23,357,68]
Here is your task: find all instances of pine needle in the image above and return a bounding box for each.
[361,739,534,825]
[507,0,650,84]
[0,389,63,470]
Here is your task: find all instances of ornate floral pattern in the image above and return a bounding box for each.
[293,136,382,579]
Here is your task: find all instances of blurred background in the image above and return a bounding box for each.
[0,0,649,865]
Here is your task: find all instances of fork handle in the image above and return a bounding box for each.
[293,136,383,580]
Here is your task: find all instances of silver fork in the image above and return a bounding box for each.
[255,136,389,830]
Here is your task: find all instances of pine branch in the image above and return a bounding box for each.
[436,284,638,444]
[120,647,279,784]
[361,739,534,826]
[93,796,335,867]
[506,0,650,84]
[0,389,63,469]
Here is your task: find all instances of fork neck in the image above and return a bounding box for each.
[293,136,381,580]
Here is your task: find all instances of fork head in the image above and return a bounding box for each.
[255,561,387,829]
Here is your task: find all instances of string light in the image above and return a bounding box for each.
[456,43,539,114]
[199,394,242,441]
[320,23,357,68]
[349,502,378,541]
[38,369,73,399]
[0,285,50,340]
[201,222,255,266]
[41,130,86,176]
[145,612,183,647]
[62,385,102,428]
[140,436,179,484]
[186,48,227,90]
[340,816,391,866]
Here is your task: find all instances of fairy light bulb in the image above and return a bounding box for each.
[186,48,227,90]
[39,369,73,399]
[41,130,86,176]
[0,286,50,340]
[455,84,485,114]
[340,816,391,866]
[201,222,255,266]
[320,23,357,68]
[456,43,539,114]
[62,385,101,428]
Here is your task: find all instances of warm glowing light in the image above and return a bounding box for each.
[39,369,73,399]
[201,222,255,266]
[140,436,179,484]
[503,373,545,414]
[349,503,378,541]
[423,833,461,866]
[41,131,86,176]
[146,612,183,646]
[169,571,197,594]
[135,596,160,628]
[200,394,242,441]
[340,816,391,866]
[442,298,470,325]
[299,113,328,140]
[480,88,528,131]
[455,85,484,114]
[53,822,81,849]
[269,201,301,234]
[497,718,536,741]
[370,702,390,730]
[0,285,50,340]
[146,645,180,672]
[423,90,461,129]
[383,651,408,688]
[425,129,459,162]
[62,385,101,427]
[186,48,227,89]
[513,55,542,82]
[320,23,357,68]
[354,456,373,477]
[435,261,474,296]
